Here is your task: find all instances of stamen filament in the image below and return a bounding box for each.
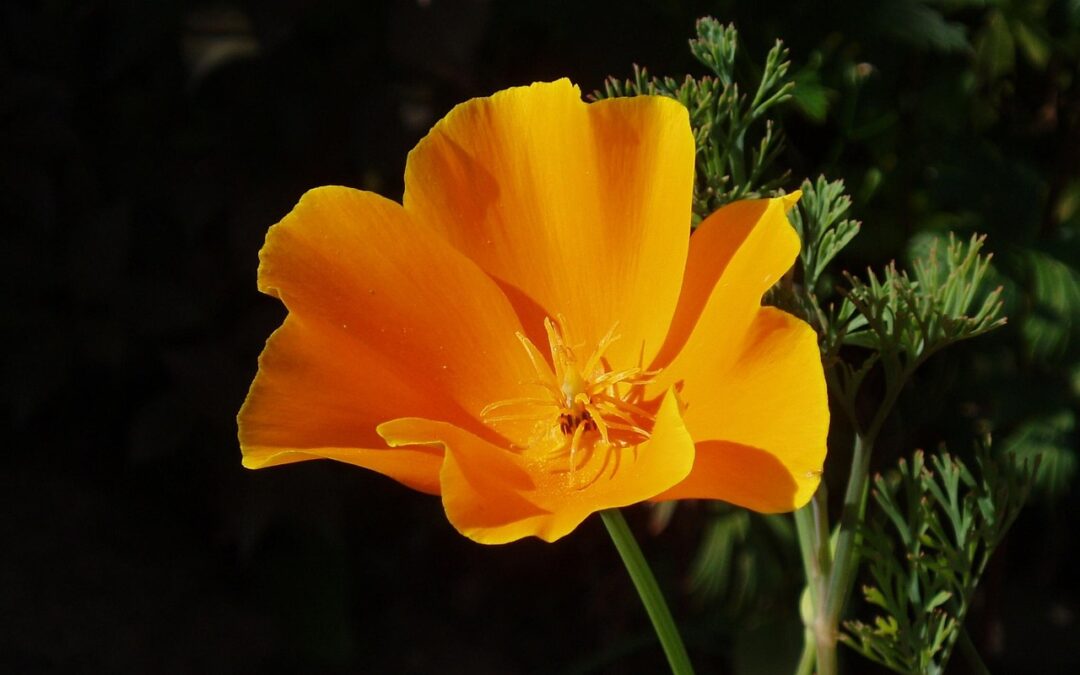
[590,367,644,390]
[582,322,620,375]
[568,422,586,476]
[584,402,610,444]
[480,397,558,416]
[484,413,556,423]
[593,393,657,421]
[603,420,652,438]
[516,332,555,381]
[481,316,662,482]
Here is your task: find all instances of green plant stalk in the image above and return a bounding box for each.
[600,509,695,675]
[795,487,833,673]
[824,431,874,624]
[808,432,873,675]
[795,632,817,675]
[798,373,904,675]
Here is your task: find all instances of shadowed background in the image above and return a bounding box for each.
[4,1,1079,673]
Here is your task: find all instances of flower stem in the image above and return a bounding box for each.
[795,487,835,675]
[794,630,817,675]
[600,509,695,675]
[824,431,874,625]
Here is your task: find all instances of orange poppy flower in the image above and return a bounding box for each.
[238,79,828,544]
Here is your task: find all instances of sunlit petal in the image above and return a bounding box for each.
[654,308,828,511]
[404,80,695,369]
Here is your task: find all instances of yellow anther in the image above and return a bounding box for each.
[481,315,659,483]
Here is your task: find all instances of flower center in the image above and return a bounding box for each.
[480,316,657,489]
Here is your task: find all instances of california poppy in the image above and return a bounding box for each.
[238,79,828,544]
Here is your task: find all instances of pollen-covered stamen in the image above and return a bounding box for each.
[481,316,660,486]
[479,397,557,424]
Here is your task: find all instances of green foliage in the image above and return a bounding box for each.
[840,234,1005,390]
[874,0,970,53]
[592,18,794,222]
[1001,409,1078,497]
[974,2,1055,84]
[787,176,862,296]
[596,15,1042,674]
[773,126,1014,675]
[1017,248,1080,363]
[842,446,1035,674]
[778,181,1005,428]
[686,505,797,616]
[770,176,864,373]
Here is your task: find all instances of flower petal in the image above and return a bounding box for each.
[239,186,537,487]
[378,418,552,540]
[379,389,694,544]
[403,79,695,369]
[650,193,802,373]
[239,316,445,493]
[653,307,828,511]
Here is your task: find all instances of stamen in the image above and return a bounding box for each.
[590,401,639,426]
[590,366,644,390]
[483,412,555,424]
[480,315,662,481]
[515,332,555,382]
[583,402,610,444]
[522,379,564,397]
[582,321,620,375]
[568,422,586,477]
[480,397,556,416]
[593,393,656,421]
[602,420,652,438]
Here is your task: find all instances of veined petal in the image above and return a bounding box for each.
[403,80,695,370]
[654,307,828,511]
[379,389,694,544]
[239,186,537,486]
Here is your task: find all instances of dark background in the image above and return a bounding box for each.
[4,1,1079,673]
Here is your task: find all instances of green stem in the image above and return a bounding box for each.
[795,487,835,675]
[600,509,695,675]
[795,630,817,675]
[794,506,821,608]
[809,431,872,675]
[810,378,902,675]
[825,376,903,628]
[825,431,874,624]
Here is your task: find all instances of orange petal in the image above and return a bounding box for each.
[239,186,537,487]
[239,316,445,493]
[653,307,828,511]
[378,418,552,539]
[379,389,694,544]
[650,193,802,375]
[403,80,695,370]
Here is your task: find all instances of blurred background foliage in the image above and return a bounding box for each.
[3,0,1078,673]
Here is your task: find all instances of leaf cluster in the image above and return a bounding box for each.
[785,223,1008,431]
[605,23,1026,673]
[591,18,794,222]
[775,178,1004,370]
[787,175,861,295]
[1001,409,1077,498]
[845,235,1005,359]
[838,234,1005,395]
[842,446,1035,674]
